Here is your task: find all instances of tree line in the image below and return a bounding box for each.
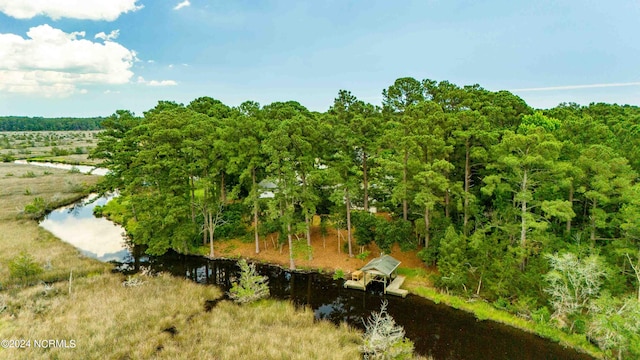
[91,77,640,358]
[0,116,104,131]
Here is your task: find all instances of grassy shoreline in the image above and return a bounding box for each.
[12,162,600,358]
[0,164,364,359]
[196,246,603,359]
[405,283,603,359]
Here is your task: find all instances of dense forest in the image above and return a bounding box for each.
[90,77,640,359]
[0,116,104,131]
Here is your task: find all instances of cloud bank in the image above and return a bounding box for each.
[0,25,137,97]
[0,0,143,21]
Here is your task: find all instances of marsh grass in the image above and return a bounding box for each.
[0,163,97,221]
[0,131,98,164]
[0,273,363,360]
[0,162,371,359]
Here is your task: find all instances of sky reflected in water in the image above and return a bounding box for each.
[39,194,130,262]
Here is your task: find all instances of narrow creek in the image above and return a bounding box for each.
[40,194,595,360]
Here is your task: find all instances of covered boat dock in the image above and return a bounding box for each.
[343,255,408,297]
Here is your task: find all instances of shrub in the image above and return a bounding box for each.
[1,153,15,162]
[375,219,414,253]
[361,300,414,359]
[352,211,378,247]
[8,252,43,283]
[333,269,346,280]
[228,259,269,304]
[20,170,37,178]
[356,250,371,261]
[23,197,47,218]
[293,241,313,260]
[532,306,551,324]
[93,205,104,217]
[51,147,70,156]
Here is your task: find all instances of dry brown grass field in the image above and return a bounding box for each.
[0,162,369,359]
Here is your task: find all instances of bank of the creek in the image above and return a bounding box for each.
[37,193,596,360]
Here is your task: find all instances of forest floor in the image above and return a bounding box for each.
[216,220,429,276]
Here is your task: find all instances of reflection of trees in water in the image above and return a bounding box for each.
[107,253,595,360]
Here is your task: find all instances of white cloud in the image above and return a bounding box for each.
[173,0,191,10]
[148,80,178,86]
[95,30,120,42]
[0,25,137,97]
[511,82,640,92]
[0,0,143,21]
[137,76,178,87]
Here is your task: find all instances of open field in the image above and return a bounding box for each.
[0,163,373,359]
[0,131,99,165]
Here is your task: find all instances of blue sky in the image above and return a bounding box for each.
[1,0,639,117]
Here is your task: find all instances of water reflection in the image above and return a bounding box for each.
[39,194,130,262]
[14,160,108,175]
[41,195,595,360]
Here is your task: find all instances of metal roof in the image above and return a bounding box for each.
[360,255,401,277]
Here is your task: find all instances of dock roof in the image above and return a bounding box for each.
[360,255,401,277]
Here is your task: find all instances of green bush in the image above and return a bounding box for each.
[356,250,371,261]
[93,205,104,217]
[293,241,313,260]
[51,147,70,156]
[23,197,47,218]
[532,306,551,324]
[333,269,346,280]
[1,153,15,162]
[228,259,269,304]
[352,211,378,247]
[375,219,414,253]
[8,252,43,283]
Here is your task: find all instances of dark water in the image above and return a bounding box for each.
[41,196,595,360]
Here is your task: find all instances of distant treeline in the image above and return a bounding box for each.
[0,116,104,131]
